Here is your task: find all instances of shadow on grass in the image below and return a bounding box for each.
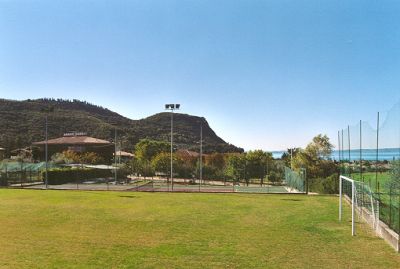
[119,195,137,199]
[280,198,302,202]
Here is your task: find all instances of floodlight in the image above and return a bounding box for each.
[162,103,183,191]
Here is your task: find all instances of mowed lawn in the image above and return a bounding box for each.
[0,190,399,269]
[351,172,391,191]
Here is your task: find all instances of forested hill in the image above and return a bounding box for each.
[0,98,243,155]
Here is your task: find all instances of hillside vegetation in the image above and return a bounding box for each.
[0,98,243,155]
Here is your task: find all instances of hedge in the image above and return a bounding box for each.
[308,173,339,194]
[0,173,7,186]
[42,168,113,185]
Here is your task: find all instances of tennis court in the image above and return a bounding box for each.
[26,183,133,191]
[15,166,306,194]
[129,181,293,193]
[24,182,291,193]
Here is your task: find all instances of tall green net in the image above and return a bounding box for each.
[338,101,400,234]
[0,161,58,172]
[0,161,59,186]
[284,167,306,192]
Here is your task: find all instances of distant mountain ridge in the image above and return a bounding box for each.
[0,98,243,156]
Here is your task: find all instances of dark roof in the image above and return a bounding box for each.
[33,136,112,145]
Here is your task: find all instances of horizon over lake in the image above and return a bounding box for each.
[271,148,400,161]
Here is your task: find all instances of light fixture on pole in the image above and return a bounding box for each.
[165,104,180,191]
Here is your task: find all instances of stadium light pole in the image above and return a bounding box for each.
[290,148,293,170]
[200,125,203,187]
[114,127,117,184]
[41,106,54,190]
[45,115,48,189]
[195,125,203,191]
[165,104,180,191]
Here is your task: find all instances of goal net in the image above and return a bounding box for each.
[339,175,380,236]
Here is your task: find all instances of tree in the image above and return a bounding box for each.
[135,139,170,162]
[151,152,170,176]
[51,150,104,165]
[191,153,227,180]
[139,161,154,178]
[282,148,301,167]
[268,171,281,183]
[225,154,246,184]
[245,150,272,186]
[305,134,333,160]
[79,152,105,165]
[176,155,196,181]
[126,157,141,176]
[205,153,225,171]
[134,139,170,178]
[293,134,337,179]
[52,150,80,164]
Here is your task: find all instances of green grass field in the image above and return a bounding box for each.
[346,171,400,233]
[351,172,391,192]
[0,189,399,268]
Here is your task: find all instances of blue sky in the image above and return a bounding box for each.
[1,0,399,151]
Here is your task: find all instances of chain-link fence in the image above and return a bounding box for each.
[1,112,303,194]
[338,101,400,234]
[284,167,307,193]
[1,159,307,194]
[0,161,57,187]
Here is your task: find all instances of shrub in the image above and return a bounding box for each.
[268,171,282,183]
[116,165,130,179]
[51,150,105,165]
[309,173,339,194]
[79,152,105,165]
[42,168,112,185]
[0,173,7,186]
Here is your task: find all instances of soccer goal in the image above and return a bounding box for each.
[339,175,380,236]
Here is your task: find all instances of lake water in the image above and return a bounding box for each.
[271,148,400,161]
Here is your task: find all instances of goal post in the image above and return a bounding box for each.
[339,175,380,237]
[339,175,356,236]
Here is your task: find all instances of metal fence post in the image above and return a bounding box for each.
[389,188,392,228]
[376,198,380,231]
[5,165,8,187]
[305,169,308,194]
[352,180,355,236]
[398,194,400,252]
[339,176,342,221]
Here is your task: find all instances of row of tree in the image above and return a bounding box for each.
[46,134,398,194]
[281,134,339,193]
[125,139,284,184]
[125,134,340,188]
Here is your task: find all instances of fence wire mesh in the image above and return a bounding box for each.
[339,101,400,234]
[284,167,306,193]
